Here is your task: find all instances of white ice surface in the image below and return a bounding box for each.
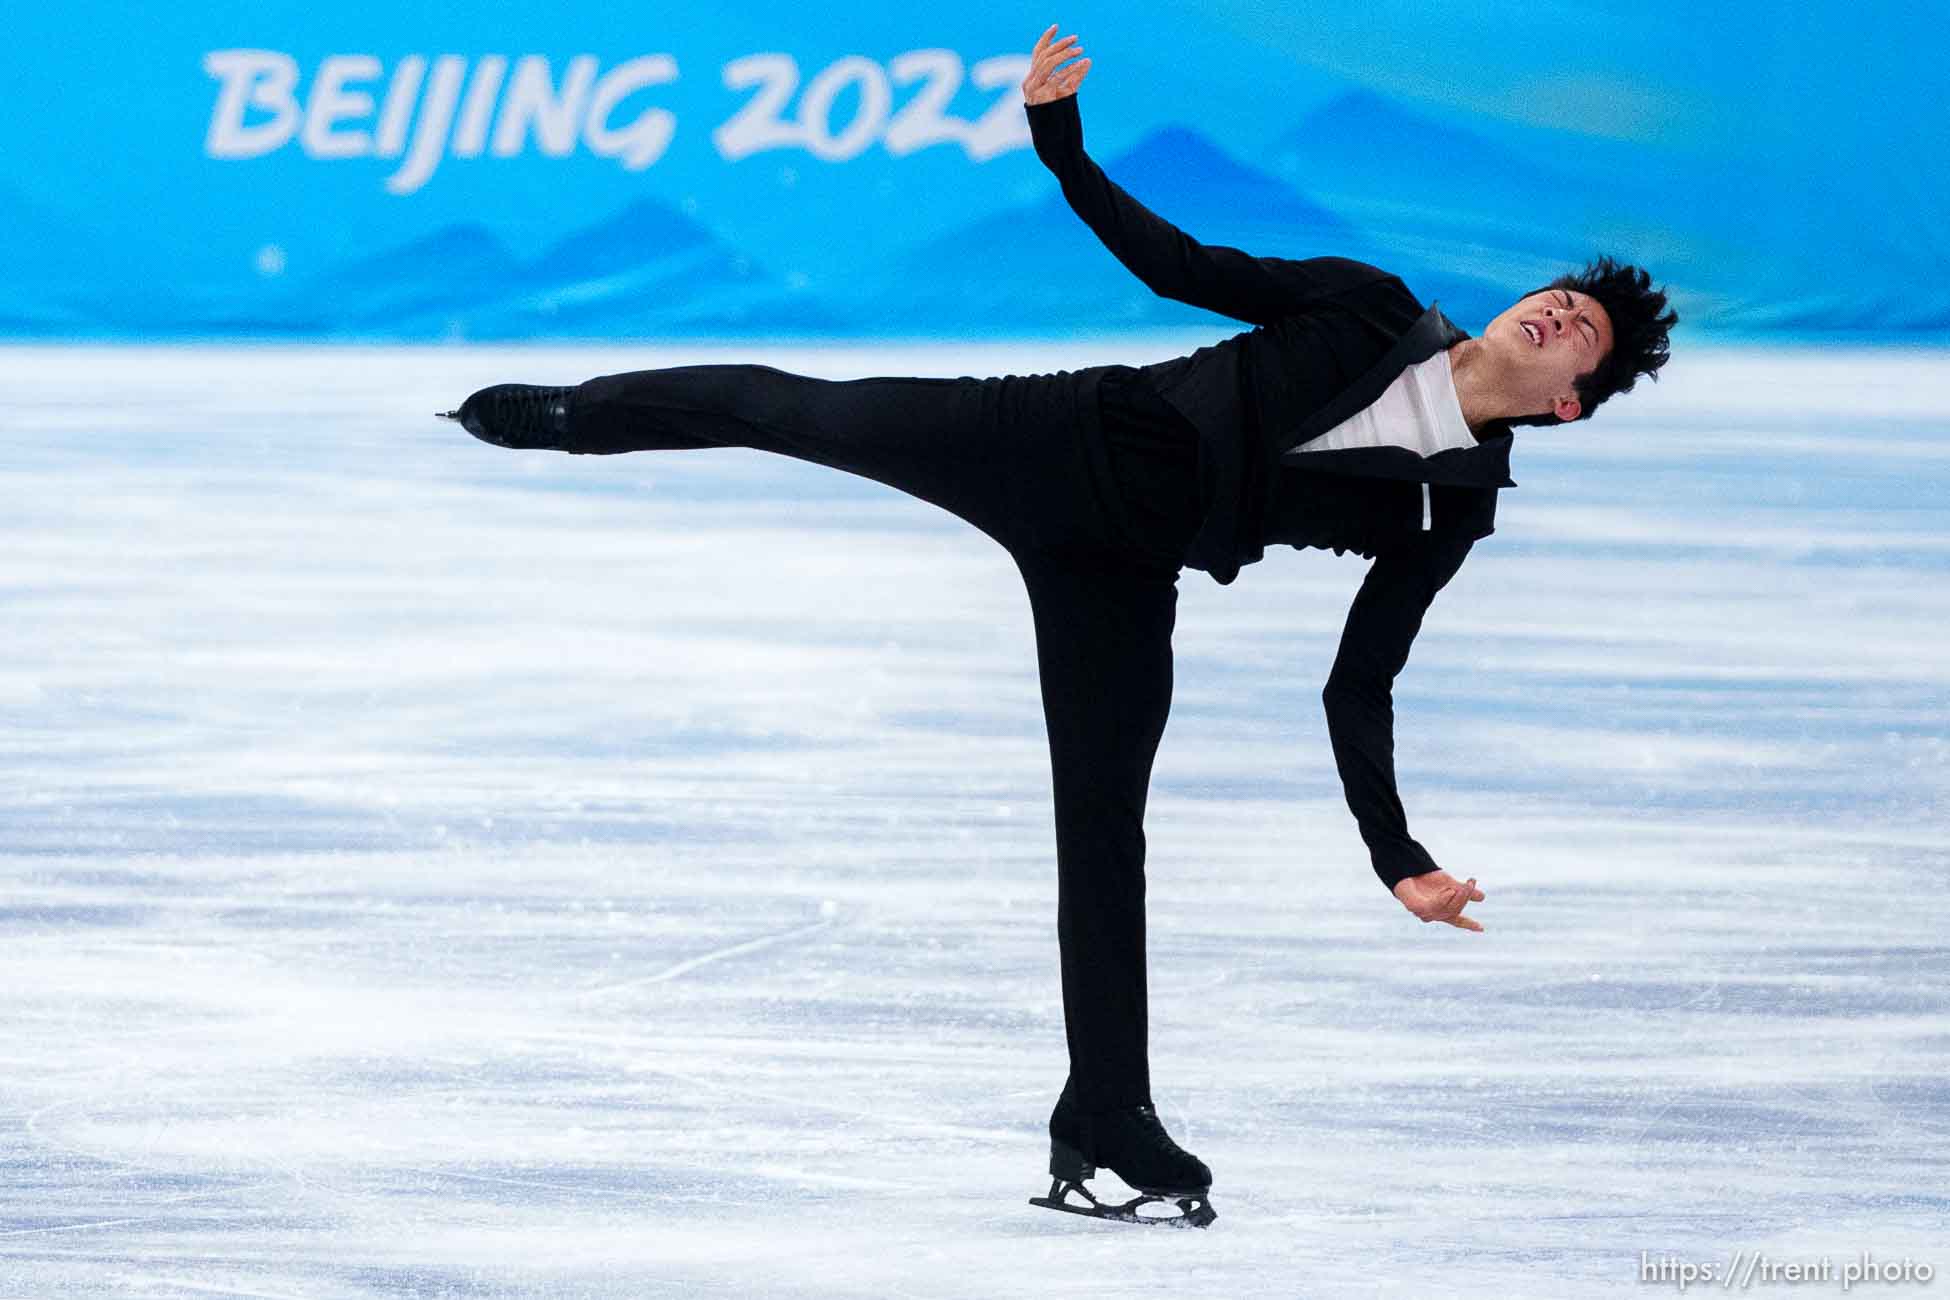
[0,341,1945,1298]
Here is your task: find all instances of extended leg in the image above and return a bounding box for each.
[565,363,1094,552]
[448,362,1136,558]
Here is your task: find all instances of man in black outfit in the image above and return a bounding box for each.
[442,25,1676,1227]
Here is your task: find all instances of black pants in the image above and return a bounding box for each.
[566,362,1201,1111]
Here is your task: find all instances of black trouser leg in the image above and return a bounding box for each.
[563,362,1112,554]
[551,359,1185,1112]
[1016,543,1180,1112]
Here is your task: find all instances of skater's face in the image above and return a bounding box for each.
[1485,287,1613,423]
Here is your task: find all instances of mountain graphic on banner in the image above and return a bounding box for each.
[195,196,850,338]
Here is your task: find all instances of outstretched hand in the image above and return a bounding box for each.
[1022,24,1091,105]
[1392,870,1486,932]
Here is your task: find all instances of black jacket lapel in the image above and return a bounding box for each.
[1272,302,1518,490]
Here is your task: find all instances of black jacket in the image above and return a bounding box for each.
[1029,92,1520,891]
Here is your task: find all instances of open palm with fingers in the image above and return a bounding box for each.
[1022,24,1091,105]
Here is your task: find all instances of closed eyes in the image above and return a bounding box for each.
[1558,290,1597,346]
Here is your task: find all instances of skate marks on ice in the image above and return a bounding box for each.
[0,844,1030,1294]
[0,343,1946,1296]
[574,912,840,998]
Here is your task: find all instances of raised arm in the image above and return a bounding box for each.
[1320,530,1484,928]
[1020,26,1378,326]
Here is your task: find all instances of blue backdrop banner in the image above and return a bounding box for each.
[1,3,1936,341]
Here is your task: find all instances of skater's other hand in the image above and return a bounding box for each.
[1392,870,1485,932]
[1023,24,1091,105]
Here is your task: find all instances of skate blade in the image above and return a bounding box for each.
[1030,1178,1216,1229]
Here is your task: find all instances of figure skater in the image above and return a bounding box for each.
[439,24,1677,1227]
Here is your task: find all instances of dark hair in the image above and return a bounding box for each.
[1505,254,1678,429]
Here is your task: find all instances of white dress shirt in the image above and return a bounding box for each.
[1289,345,1478,529]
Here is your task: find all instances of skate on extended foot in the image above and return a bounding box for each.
[438,383,575,450]
[1029,1092,1216,1228]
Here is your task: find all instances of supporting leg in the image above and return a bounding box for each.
[1014,542,1180,1113]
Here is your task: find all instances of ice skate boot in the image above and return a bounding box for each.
[1031,1082,1216,1227]
[438,383,574,450]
